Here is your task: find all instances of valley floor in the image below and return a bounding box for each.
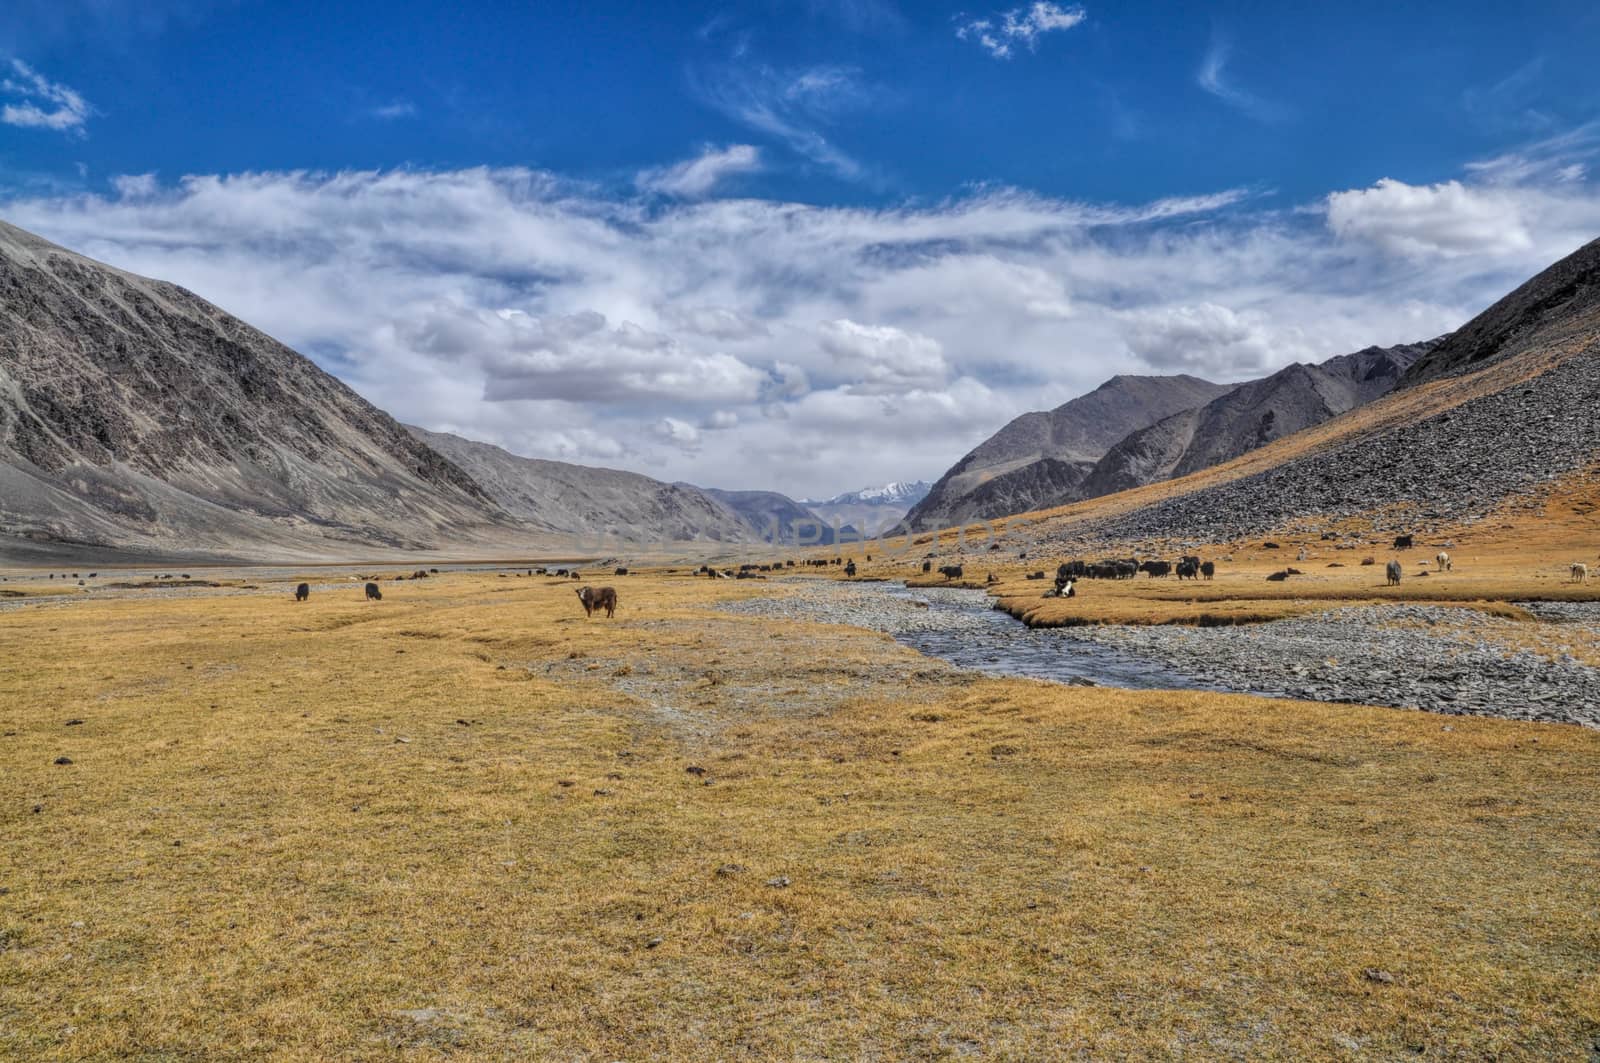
[3,570,1599,1058]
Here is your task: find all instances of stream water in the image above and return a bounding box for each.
[855,583,1231,693]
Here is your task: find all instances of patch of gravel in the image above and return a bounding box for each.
[1062,604,1600,726]
[725,581,1600,727]
[719,580,993,636]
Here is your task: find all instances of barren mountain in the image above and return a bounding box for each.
[1019,237,1600,547]
[0,220,516,562]
[1402,236,1600,386]
[406,427,759,544]
[1077,340,1434,499]
[908,374,1231,529]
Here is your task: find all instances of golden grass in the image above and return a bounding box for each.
[4,570,1600,1058]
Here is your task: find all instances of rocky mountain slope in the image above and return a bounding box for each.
[0,219,513,562]
[908,375,1231,529]
[1023,237,1600,547]
[407,427,759,544]
[1402,236,1600,386]
[1077,341,1434,499]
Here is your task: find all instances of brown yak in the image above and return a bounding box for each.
[576,586,618,618]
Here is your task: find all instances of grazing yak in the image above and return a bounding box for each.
[576,586,618,618]
[1435,551,1452,572]
[1572,563,1589,583]
[1386,560,1402,586]
[365,582,383,601]
[1176,559,1200,580]
[1394,534,1414,550]
[938,565,964,580]
[844,561,857,576]
[1140,560,1172,578]
[1200,561,1215,580]
[294,583,310,602]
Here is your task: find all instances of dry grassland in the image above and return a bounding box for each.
[4,569,1599,1059]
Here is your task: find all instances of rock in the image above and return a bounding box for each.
[1362,968,1395,985]
[53,756,72,765]
[766,875,791,889]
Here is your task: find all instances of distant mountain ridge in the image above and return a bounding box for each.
[801,479,932,536]
[1030,236,1600,547]
[1076,341,1436,500]
[908,374,1233,529]
[804,481,932,507]
[909,340,1435,530]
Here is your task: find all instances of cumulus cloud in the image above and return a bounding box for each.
[1122,302,1314,375]
[403,304,770,405]
[637,143,761,198]
[1,59,92,134]
[650,416,703,452]
[109,173,159,199]
[2,146,1596,497]
[1325,178,1534,257]
[957,2,1086,59]
[819,319,949,394]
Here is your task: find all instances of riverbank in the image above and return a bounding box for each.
[725,579,1600,726]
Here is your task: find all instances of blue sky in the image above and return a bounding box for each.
[2,1,1600,496]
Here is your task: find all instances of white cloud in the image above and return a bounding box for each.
[1,59,92,134]
[1122,302,1313,375]
[1196,37,1288,124]
[819,319,949,394]
[367,100,418,121]
[650,416,703,452]
[667,305,770,340]
[109,173,159,199]
[637,144,761,198]
[403,304,770,405]
[3,143,1596,498]
[691,64,869,180]
[1325,178,1534,257]
[957,3,1086,60]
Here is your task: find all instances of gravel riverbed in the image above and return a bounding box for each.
[721,580,1600,727]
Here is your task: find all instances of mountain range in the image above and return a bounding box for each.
[2,214,1595,562]
[906,341,1433,530]
[800,480,932,536]
[0,220,824,561]
[1015,235,1600,549]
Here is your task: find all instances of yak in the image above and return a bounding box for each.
[576,586,618,618]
